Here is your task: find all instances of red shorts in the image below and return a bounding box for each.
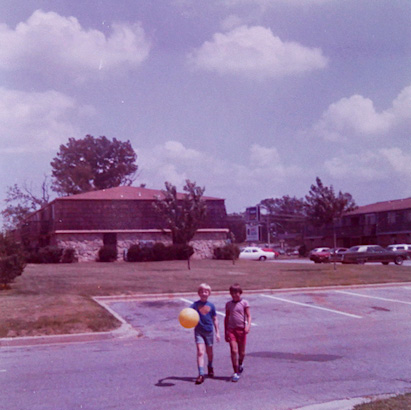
[226,328,247,346]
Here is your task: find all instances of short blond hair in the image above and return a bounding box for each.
[198,283,211,294]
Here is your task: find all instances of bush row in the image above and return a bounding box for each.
[97,243,195,263]
[25,246,77,264]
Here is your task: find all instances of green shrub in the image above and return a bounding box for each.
[61,248,77,263]
[126,244,143,262]
[126,242,193,262]
[0,234,26,288]
[152,242,170,261]
[213,244,240,260]
[169,244,194,260]
[97,246,117,262]
[38,246,64,263]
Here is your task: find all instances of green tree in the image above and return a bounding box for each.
[1,179,50,231]
[259,196,305,217]
[154,180,207,245]
[153,180,207,269]
[50,135,138,195]
[304,177,357,226]
[259,196,306,240]
[0,233,26,289]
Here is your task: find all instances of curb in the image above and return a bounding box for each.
[0,322,141,348]
[293,394,395,410]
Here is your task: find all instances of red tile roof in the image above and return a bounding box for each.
[57,186,223,201]
[347,197,411,215]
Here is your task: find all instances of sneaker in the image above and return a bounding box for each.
[238,365,244,374]
[207,366,214,378]
[195,375,205,385]
[231,373,240,382]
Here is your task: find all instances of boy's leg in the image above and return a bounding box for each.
[205,345,214,377]
[229,340,239,374]
[195,343,206,384]
[196,342,206,374]
[238,330,247,372]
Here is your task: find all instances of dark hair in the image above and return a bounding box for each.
[229,283,242,294]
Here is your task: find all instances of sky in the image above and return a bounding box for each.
[0,0,410,215]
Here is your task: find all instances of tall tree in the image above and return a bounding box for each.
[259,196,306,238]
[50,135,138,195]
[259,196,305,217]
[153,180,207,245]
[1,179,50,231]
[304,177,357,226]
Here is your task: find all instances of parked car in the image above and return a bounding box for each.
[386,244,411,259]
[261,248,279,258]
[239,247,277,261]
[329,248,348,262]
[341,245,407,265]
[309,247,331,263]
[310,247,347,263]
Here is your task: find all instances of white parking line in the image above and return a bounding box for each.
[179,298,257,326]
[261,294,362,319]
[335,290,411,306]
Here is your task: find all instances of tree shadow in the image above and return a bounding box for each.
[155,375,231,387]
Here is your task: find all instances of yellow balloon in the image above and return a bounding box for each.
[179,308,200,329]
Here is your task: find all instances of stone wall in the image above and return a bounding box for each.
[54,230,228,262]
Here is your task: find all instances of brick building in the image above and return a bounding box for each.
[304,197,411,249]
[20,186,229,261]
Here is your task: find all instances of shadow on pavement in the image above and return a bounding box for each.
[156,375,231,386]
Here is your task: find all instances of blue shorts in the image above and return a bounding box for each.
[194,328,214,346]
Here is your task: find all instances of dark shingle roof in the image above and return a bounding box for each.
[346,197,411,215]
[57,186,223,201]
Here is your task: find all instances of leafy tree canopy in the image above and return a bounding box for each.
[50,135,137,195]
[153,180,207,245]
[259,195,306,217]
[304,177,357,226]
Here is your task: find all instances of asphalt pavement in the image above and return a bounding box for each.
[2,282,410,410]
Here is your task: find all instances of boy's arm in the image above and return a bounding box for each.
[224,306,230,342]
[244,306,251,334]
[212,315,220,342]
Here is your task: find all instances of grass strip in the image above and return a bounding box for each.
[1,259,410,337]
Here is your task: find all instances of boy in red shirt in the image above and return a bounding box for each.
[224,283,251,382]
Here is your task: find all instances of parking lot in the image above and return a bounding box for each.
[2,283,410,410]
[106,283,411,409]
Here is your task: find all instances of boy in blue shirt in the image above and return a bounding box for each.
[190,283,220,385]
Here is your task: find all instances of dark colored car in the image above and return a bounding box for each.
[329,248,348,262]
[310,247,347,263]
[341,245,407,265]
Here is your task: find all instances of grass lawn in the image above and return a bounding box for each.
[1,258,410,337]
[354,393,411,410]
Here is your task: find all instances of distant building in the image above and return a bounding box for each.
[304,197,411,249]
[19,186,229,261]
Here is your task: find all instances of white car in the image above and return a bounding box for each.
[239,247,276,261]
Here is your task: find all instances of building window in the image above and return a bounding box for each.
[387,212,396,224]
[365,214,376,225]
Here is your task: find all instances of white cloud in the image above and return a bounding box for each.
[314,85,411,141]
[380,147,411,177]
[0,87,94,153]
[0,10,151,80]
[325,147,411,185]
[188,25,328,79]
[136,140,301,209]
